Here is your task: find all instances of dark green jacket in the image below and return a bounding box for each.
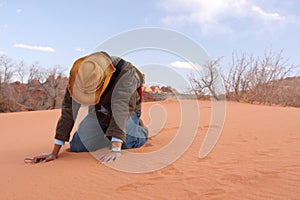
[54,56,142,142]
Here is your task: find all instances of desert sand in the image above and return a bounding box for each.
[0,100,299,200]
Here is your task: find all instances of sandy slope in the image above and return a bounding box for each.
[0,100,299,200]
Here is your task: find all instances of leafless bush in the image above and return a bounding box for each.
[189,48,299,107]
[189,58,226,100]
[223,53,255,101]
[0,55,67,112]
[225,49,299,106]
[21,64,68,110]
[40,66,67,109]
[0,55,16,112]
[0,55,15,84]
[16,60,26,84]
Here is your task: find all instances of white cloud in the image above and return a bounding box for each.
[160,0,247,26]
[159,0,295,35]
[1,24,8,29]
[74,47,86,52]
[251,6,284,21]
[0,51,7,55]
[170,61,202,70]
[13,43,55,52]
[16,8,22,14]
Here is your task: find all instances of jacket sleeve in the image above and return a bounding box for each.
[105,68,139,142]
[55,88,80,142]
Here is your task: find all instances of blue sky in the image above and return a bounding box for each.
[1,0,300,91]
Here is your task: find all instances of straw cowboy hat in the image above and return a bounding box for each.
[68,52,116,105]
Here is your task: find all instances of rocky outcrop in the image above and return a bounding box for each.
[0,77,68,112]
[142,85,178,102]
[161,86,178,94]
[150,86,162,93]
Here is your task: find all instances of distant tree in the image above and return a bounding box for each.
[0,54,15,86]
[28,62,42,83]
[16,60,27,84]
[189,58,225,100]
[223,53,254,101]
[249,49,296,104]
[224,49,298,104]
[40,66,66,109]
[0,55,15,112]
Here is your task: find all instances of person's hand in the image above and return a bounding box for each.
[32,153,57,163]
[99,149,122,163]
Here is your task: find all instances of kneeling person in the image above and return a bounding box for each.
[33,52,148,163]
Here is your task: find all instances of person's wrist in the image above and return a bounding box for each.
[111,141,122,152]
[111,146,121,152]
[111,141,122,148]
[50,152,58,158]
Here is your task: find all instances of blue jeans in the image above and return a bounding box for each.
[70,112,148,152]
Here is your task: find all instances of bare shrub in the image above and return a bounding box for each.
[189,48,299,107]
[225,49,299,106]
[0,55,68,112]
[223,53,255,101]
[24,63,67,110]
[189,58,225,100]
[40,66,67,109]
[0,55,15,112]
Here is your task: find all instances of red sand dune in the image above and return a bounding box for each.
[0,100,299,199]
